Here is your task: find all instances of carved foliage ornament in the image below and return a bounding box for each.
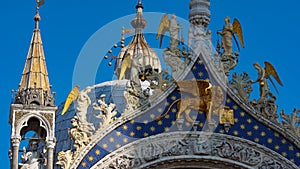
[280,108,300,138]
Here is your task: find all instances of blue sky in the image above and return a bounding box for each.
[1,0,300,168]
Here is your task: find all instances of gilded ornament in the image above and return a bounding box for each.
[157,80,224,123]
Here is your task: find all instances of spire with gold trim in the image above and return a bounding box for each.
[14,2,55,106]
[114,0,162,80]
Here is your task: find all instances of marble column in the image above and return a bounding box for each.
[46,138,56,169]
[10,136,21,169]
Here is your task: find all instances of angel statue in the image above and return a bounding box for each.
[217,16,244,56]
[62,86,95,136]
[156,14,181,52]
[252,61,283,102]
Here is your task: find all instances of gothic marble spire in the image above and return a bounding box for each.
[14,8,55,106]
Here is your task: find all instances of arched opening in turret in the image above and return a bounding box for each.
[18,117,48,168]
[20,117,47,138]
[29,100,41,106]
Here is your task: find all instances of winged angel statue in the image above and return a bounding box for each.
[217,16,244,55]
[252,61,283,101]
[156,14,181,51]
[62,86,95,135]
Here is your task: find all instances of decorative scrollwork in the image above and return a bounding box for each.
[280,108,300,137]
[56,150,73,169]
[229,72,253,101]
[93,94,118,130]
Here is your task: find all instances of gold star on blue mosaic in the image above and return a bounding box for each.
[109,137,114,143]
[240,112,245,117]
[136,126,142,130]
[267,138,272,144]
[122,125,128,130]
[171,96,177,100]
[130,131,135,137]
[88,156,93,162]
[95,149,101,155]
[198,72,203,77]
[102,144,108,149]
[150,114,155,119]
[157,120,163,125]
[116,131,121,136]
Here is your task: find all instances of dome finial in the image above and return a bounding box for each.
[34,0,44,29]
[136,0,143,9]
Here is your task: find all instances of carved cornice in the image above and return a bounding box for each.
[92,132,297,169]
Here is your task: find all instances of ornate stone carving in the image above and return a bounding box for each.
[75,87,95,136]
[162,50,186,81]
[40,113,53,129]
[124,80,149,113]
[93,94,118,129]
[68,116,91,153]
[251,93,279,124]
[215,52,239,76]
[103,155,134,169]
[258,157,284,169]
[57,116,92,169]
[188,24,212,57]
[93,132,297,169]
[15,111,29,128]
[280,108,300,137]
[212,141,261,166]
[56,150,73,169]
[229,72,253,101]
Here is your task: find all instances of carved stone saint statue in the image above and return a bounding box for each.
[76,87,95,135]
[19,141,46,169]
[68,116,90,153]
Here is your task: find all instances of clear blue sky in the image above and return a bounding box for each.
[1,0,299,168]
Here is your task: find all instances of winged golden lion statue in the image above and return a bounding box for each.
[157,80,224,123]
